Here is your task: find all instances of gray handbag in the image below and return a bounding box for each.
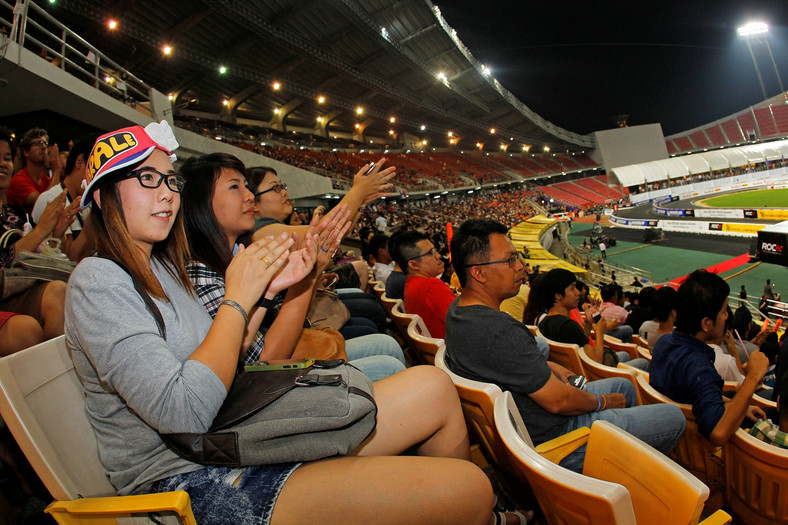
[105,257,377,467]
[163,362,378,466]
[0,229,76,300]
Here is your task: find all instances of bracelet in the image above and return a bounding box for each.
[600,395,607,411]
[595,393,602,412]
[220,299,248,324]
[257,296,276,310]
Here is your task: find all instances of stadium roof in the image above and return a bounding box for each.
[35,0,594,152]
[610,139,788,186]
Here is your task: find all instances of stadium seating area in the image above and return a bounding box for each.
[667,99,788,154]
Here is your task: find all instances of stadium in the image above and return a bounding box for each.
[1,1,788,524]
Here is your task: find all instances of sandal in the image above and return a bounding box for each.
[493,509,534,525]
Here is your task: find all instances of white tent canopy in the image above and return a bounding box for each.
[610,139,788,186]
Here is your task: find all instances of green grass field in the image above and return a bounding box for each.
[699,188,788,208]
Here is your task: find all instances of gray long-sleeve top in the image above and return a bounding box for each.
[65,257,226,495]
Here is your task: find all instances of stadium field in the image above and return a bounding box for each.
[698,188,788,208]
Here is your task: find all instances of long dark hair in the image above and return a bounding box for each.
[180,153,247,277]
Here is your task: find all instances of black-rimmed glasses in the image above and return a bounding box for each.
[407,246,438,262]
[253,182,287,198]
[122,168,186,193]
[463,252,523,268]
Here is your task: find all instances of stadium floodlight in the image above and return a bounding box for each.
[738,21,784,99]
[737,22,768,37]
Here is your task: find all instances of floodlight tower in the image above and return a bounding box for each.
[737,22,785,100]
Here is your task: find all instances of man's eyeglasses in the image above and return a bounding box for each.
[29,140,48,148]
[463,252,523,268]
[122,168,186,193]
[253,182,287,198]
[407,246,438,262]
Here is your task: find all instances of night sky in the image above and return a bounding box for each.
[437,0,788,136]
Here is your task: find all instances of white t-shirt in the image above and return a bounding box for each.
[711,344,745,385]
[32,184,89,234]
[373,261,394,284]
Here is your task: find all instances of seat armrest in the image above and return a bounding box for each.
[46,491,197,525]
[698,509,732,524]
[535,426,590,464]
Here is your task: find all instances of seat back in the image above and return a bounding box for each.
[0,335,116,500]
[406,316,439,365]
[390,300,418,335]
[494,392,635,524]
[372,280,385,299]
[636,375,722,492]
[724,428,788,524]
[577,350,642,405]
[584,420,710,525]
[434,346,508,468]
[379,292,399,316]
[544,337,585,376]
[603,335,638,361]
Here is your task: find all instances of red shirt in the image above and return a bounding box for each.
[7,167,51,214]
[404,276,456,339]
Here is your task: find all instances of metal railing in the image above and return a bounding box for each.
[4,0,154,117]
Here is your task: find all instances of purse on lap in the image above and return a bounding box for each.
[163,361,377,466]
[0,229,76,300]
[291,326,348,362]
[106,258,377,466]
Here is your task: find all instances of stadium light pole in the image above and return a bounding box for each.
[737,22,785,99]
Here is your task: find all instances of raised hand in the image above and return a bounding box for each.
[352,157,396,199]
[36,191,68,236]
[52,199,81,238]
[269,233,317,293]
[224,233,294,311]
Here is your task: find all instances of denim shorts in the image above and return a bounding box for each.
[150,463,300,525]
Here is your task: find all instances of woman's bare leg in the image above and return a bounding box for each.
[271,455,493,525]
[39,281,66,339]
[0,315,44,356]
[352,366,470,459]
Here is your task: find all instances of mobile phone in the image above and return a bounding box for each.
[363,162,376,175]
[568,375,587,390]
[244,358,315,372]
[592,312,602,323]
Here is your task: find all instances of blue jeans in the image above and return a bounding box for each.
[615,352,650,371]
[558,378,686,473]
[607,325,633,343]
[535,336,550,360]
[346,334,407,382]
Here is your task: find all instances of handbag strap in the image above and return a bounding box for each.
[99,257,166,339]
[0,228,24,249]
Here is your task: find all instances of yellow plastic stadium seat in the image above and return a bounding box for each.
[724,428,788,525]
[577,349,642,406]
[603,335,639,361]
[543,336,586,376]
[495,392,732,525]
[390,299,418,337]
[372,279,385,299]
[379,292,398,317]
[494,391,637,524]
[406,316,440,365]
[636,345,652,362]
[636,375,725,510]
[0,335,197,525]
[435,346,507,470]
